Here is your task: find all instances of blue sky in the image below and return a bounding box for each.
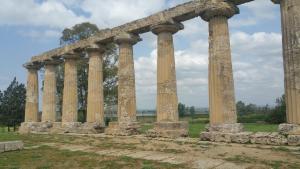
[0,0,283,109]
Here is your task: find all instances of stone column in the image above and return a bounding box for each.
[105,33,141,136]
[24,63,41,122]
[272,0,300,125]
[151,22,183,122]
[42,60,60,122]
[86,44,105,126]
[62,53,80,124]
[200,2,243,132]
[146,22,188,138]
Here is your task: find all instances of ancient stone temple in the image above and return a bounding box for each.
[19,0,300,144]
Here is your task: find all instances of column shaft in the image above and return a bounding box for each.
[279,0,300,124]
[25,68,39,122]
[87,49,104,124]
[156,32,178,122]
[118,43,137,123]
[62,56,79,123]
[42,64,57,122]
[208,16,237,125]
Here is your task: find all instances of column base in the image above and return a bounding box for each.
[146,121,188,138]
[105,122,140,136]
[19,122,105,134]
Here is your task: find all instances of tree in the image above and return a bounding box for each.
[0,78,26,121]
[236,101,246,115]
[48,22,118,122]
[265,95,286,124]
[178,103,186,117]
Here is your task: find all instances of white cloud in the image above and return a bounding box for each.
[18,29,61,39]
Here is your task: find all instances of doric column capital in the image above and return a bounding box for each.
[23,62,42,70]
[62,52,81,60]
[271,0,280,4]
[151,21,184,35]
[199,1,239,22]
[86,44,106,54]
[114,33,142,45]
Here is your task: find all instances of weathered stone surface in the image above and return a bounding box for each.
[0,143,4,153]
[152,22,181,122]
[115,33,140,125]
[202,6,237,125]
[105,122,140,136]
[146,122,188,138]
[28,0,252,63]
[250,132,287,145]
[86,45,105,125]
[275,0,300,124]
[42,60,60,122]
[24,63,41,122]
[19,122,52,134]
[230,132,252,144]
[207,123,244,133]
[287,135,300,146]
[3,141,24,152]
[62,54,80,123]
[278,123,300,135]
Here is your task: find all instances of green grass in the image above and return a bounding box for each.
[244,123,278,132]
[0,145,186,169]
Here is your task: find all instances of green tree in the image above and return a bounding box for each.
[45,22,118,122]
[265,95,286,124]
[0,78,26,121]
[178,103,186,117]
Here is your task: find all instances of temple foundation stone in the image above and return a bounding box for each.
[105,33,141,136]
[146,22,188,138]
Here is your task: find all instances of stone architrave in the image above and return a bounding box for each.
[272,0,300,125]
[86,44,105,126]
[24,63,41,122]
[200,1,240,128]
[42,59,61,122]
[151,21,183,122]
[105,33,141,136]
[62,53,80,124]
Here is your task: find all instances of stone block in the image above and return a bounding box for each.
[278,123,300,135]
[200,132,212,141]
[146,121,188,138]
[207,123,244,133]
[288,135,300,146]
[80,122,105,134]
[250,132,287,145]
[105,122,140,136]
[3,141,24,152]
[230,132,252,144]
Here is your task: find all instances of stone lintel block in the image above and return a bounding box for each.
[146,121,188,138]
[250,132,287,145]
[278,123,300,135]
[288,135,300,146]
[207,123,244,133]
[105,121,140,136]
[0,141,24,153]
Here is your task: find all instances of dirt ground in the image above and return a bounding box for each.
[1,133,300,169]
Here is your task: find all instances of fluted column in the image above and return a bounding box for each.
[151,22,183,122]
[86,44,105,125]
[114,33,141,124]
[24,63,41,122]
[272,0,300,124]
[201,2,239,125]
[42,60,60,122]
[62,53,80,123]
